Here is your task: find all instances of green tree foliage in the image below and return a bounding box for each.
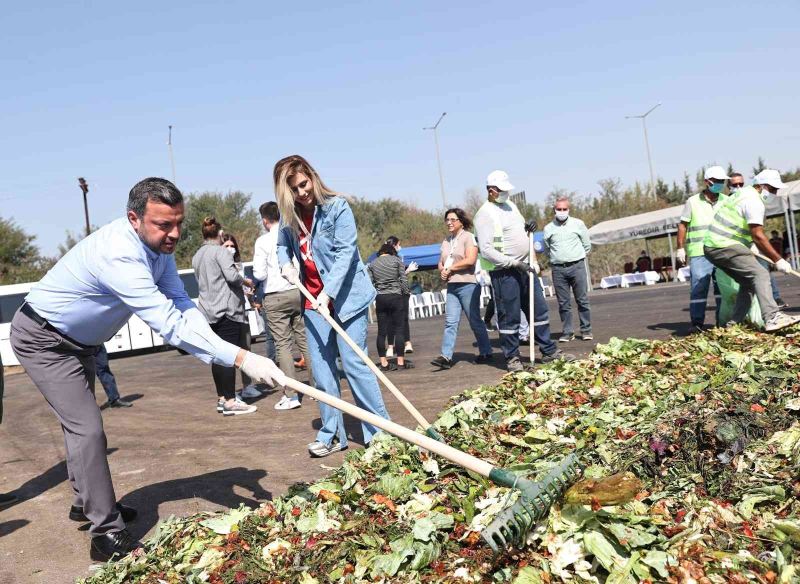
[0,217,53,284]
[174,191,262,269]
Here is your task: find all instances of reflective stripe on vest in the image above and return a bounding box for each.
[703,186,762,250]
[476,200,523,271]
[685,192,726,257]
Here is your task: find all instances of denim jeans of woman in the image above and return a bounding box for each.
[304,308,390,448]
[440,282,492,360]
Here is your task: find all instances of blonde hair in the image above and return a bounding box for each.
[273,155,339,233]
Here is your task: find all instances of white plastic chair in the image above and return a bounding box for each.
[432,291,447,314]
[539,276,554,297]
[421,291,439,316]
[409,294,425,319]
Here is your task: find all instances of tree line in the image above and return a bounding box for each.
[2,159,798,286]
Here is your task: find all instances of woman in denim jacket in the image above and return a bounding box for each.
[274,155,390,457]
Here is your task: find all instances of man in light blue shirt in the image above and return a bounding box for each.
[10,178,284,562]
[543,196,593,342]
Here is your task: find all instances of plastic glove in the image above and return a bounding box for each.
[531,261,541,275]
[775,258,792,273]
[406,261,419,274]
[239,352,287,387]
[676,248,686,264]
[281,264,300,285]
[314,291,331,317]
[511,259,535,274]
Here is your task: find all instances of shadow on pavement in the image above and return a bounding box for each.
[646,322,693,337]
[3,448,119,510]
[0,519,30,538]
[119,467,272,540]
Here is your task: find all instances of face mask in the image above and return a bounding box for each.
[729,185,742,193]
[555,210,569,222]
[494,191,509,204]
[227,246,236,255]
[709,183,724,194]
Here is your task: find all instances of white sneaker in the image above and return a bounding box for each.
[307,439,347,457]
[274,395,301,410]
[222,400,257,416]
[404,341,414,354]
[240,385,262,399]
[386,345,395,358]
[764,312,800,332]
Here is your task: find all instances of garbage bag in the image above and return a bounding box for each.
[715,268,763,328]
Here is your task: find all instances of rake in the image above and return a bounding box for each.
[294,280,444,441]
[281,375,583,553]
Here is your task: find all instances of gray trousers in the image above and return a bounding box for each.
[263,289,312,399]
[10,310,125,536]
[704,245,779,323]
[551,259,592,335]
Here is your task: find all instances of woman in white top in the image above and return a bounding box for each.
[430,208,494,370]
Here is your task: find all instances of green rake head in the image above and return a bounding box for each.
[481,453,583,553]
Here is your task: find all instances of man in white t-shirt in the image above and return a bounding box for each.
[253,202,313,409]
[703,169,799,331]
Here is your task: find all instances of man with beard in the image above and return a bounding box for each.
[10,178,284,561]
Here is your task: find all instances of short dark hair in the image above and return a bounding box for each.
[378,242,397,256]
[202,216,221,240]
[444,207,473,231]
[730,172,744,179]
[259,201,280,222]
[127,178,183,217]
[385,235,400,247]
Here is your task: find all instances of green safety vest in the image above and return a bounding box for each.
[684,192,727,257]
[475,200,524,271]
[703,186,763,250]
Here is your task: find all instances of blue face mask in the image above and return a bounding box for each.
[709,183,725,194]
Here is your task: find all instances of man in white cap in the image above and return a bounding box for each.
[676,165,729,331]
[473,170,569,371]
[703,169,799,331]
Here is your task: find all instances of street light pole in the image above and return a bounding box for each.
[167,125,177,185]
[423,112,447,208]
[77,177,91,236]
[626,103,661,198]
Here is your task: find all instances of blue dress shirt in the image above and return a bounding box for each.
[25,217,239,366]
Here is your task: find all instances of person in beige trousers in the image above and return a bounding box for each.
[253,201,313,410]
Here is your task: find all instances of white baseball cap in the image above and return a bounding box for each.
[754,169,786,190]
[703,165,730,181]
[486,170,515,191]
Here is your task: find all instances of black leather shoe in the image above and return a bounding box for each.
[90,529,143,562]
[70,502,137,523]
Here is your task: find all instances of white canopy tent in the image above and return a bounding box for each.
[587,180,800,271]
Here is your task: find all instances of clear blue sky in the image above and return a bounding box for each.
[2,0,799,254]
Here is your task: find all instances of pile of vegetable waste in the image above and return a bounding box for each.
[82,326,800,583]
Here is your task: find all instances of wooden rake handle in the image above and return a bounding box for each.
[282,375,493,477]
[752,251,800,279]
[293,280,433,431]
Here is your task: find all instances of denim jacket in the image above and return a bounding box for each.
[277,196,376,323]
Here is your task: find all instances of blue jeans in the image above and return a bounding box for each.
[94,346,119,402]
[551,260,591,335]
[490,268,557,360]
[304,308,390,448]
[689,255,720,326]
[440,283,492,359]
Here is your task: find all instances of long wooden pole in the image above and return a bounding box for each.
[294,281,434,431]
[281,376,493,477]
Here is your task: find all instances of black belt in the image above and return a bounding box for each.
[20,303,98,350]
[552,259,584,267]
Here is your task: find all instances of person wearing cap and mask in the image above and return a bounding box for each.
[703,169,799,332]
[676,165,729,332]
[473,170,570,372]
[543,196,593,342]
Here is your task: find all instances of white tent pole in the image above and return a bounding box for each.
[781,196,794,269]
[787,195,799,270]
[667,231,675,281]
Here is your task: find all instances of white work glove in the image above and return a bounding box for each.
[281,263,300,285]
[775,258,792,273]
[531,261,541,275]
[405,261,419,274]
[511,259,535,274]
[313,291,331,317]
[676,248,686,264]
[239,352,287,387]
